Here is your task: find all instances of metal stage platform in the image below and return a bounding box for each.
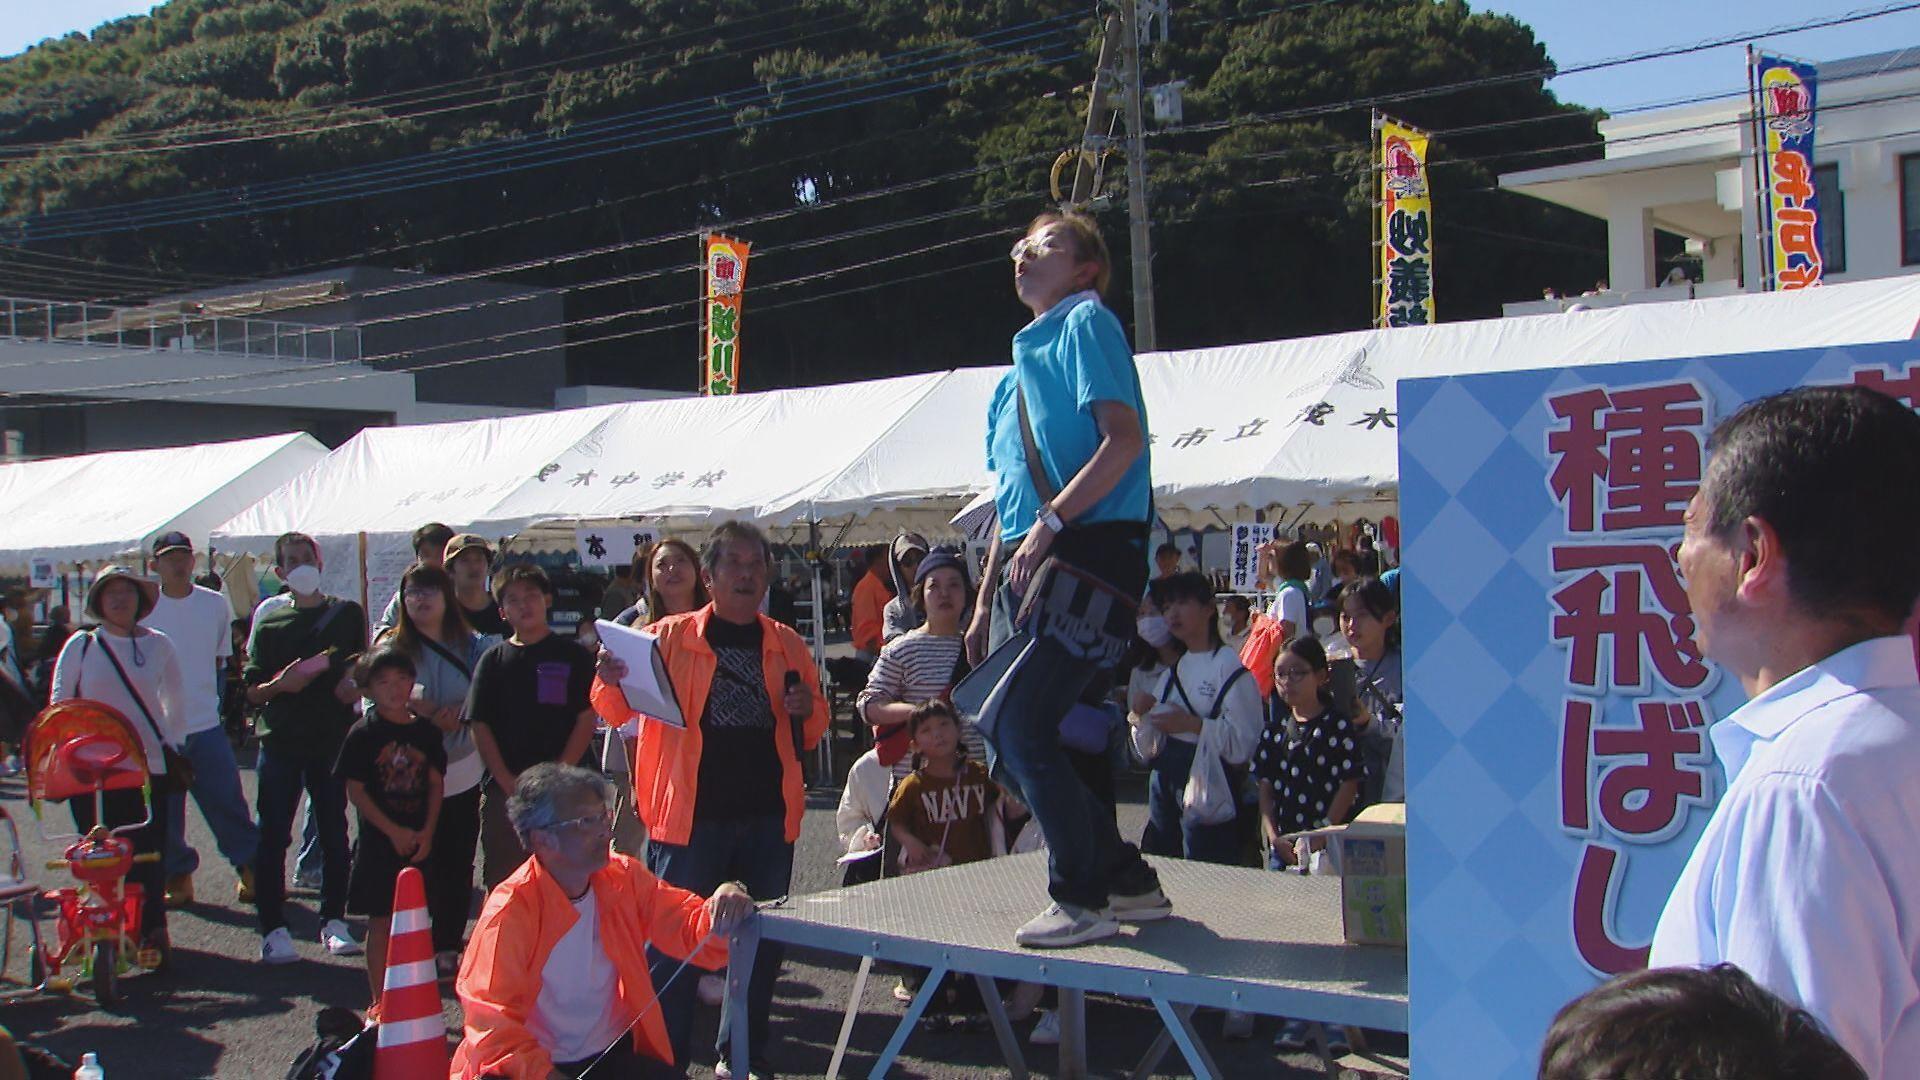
[723,851,1409,1078]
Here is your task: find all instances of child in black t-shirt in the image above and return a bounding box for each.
[335,646,446,1010]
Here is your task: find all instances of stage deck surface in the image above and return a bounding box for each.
[751,850,1408,1032]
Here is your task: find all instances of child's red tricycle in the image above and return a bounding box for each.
[20,699,163,1004]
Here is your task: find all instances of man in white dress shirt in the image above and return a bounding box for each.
[1649,385,1920,1077]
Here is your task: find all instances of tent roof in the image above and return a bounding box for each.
[0,432,330,569]
[214,275,1920,552]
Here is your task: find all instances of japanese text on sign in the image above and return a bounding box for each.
[1544,379,1719,976]
[1756,55,1823,291]
[1229,522,1276,593]
[1378,117,1436,328]
[703,235,751,395]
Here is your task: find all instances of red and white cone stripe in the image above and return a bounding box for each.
[374,866,448,1079]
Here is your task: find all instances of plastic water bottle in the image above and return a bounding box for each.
[73,1052,105,1080]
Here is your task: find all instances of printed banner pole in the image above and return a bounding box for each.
[697,232,709,392]
[1371,108,1384,328]
[1746,45,1769,290]
[1754,51,1823,290]
[1378,114,1435,328]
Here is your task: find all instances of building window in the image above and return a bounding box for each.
[1814,163,1846,274]
[1903,155,1920,266]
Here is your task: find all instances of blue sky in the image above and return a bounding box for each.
[5,1,1920,115]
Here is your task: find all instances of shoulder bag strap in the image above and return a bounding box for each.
[1207,661,1251,720]
[90,631,172,750]
[1160,664,1199,715]
[418,635,474,680]
[1015,383,1061,505]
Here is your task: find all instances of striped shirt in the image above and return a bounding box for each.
[854,630,985,782]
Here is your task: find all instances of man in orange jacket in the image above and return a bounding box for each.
[849,545,893,660]
[452,762,754,1080]
[593,521,828,1079]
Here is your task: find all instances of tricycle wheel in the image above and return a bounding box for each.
[91,940,118,1005]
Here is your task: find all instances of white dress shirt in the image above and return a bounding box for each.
[1649,635,1920,1077]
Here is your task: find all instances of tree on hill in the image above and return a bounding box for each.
[0,0,1606,390]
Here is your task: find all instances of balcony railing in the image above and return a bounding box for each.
[0,295,363,364]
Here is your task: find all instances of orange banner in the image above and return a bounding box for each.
[702,235,750,395]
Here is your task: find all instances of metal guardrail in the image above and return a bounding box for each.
[0,295,362,363]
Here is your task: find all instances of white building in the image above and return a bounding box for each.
[1499,47,1920,314]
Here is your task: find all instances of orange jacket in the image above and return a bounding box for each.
[450,852,726,1080]
[850,570,892,654]
[590,605,829,847]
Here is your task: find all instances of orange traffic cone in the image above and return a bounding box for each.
[374,866,448,1079]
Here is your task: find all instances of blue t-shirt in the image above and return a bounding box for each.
[985,292,1152,542]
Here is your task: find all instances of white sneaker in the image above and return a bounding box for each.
[1030,1009,1061,1046]
[320,918,363,956]
[1013,902,1119,948]
[1109,884,1173,922]
[260,926,298,965]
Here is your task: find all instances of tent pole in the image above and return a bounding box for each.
[807,514,831,782]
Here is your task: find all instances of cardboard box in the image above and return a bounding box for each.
[1284,802,1407,948]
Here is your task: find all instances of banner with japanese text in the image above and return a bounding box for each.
[1379,117,1435,328]
[574,526,658,568]
[1756,54,1823,290]
[702,234,750,395]
[1397,338,1920,1077]
[1229,521,1275,593]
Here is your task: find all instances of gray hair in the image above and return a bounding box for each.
[506,763,615,840]
[700,520,772,577]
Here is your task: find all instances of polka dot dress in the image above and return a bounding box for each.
[1253,708,1362,835]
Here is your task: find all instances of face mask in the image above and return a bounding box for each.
[283,564,323,597]
[1136,615,1171,647]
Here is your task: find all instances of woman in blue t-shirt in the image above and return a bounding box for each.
[966,211,1163,950]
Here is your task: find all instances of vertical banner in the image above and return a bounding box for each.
[1755,54,1822,290]
[702,234,751,395]
[1398,337,1920,1077]
[1378,116,1435,328]
[1228,521,1275,593]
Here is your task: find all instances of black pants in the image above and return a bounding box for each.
[550,1038,680,1079]
[427,785,482,953]
[69,778,171,940]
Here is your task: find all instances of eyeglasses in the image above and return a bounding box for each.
[403,587,439,599]
[537,807,616,834]
[1010,234,1063,264]
[1273,666,1317,682]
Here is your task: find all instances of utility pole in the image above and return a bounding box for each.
[1117,0,1158,352]
[1055,2,1160,352]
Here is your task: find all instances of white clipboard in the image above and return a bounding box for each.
[593,619,687,728]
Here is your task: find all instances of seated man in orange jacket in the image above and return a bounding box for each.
[593,520,828,1080]
[453,762,754,1080]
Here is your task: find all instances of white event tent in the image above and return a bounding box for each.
[802,274,1920,533]
[212,275,1920,606]
[0,431,329,572]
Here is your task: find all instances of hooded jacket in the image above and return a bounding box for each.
[881,532,930,643]
[590,605,829,847]
[451,852,726,1079]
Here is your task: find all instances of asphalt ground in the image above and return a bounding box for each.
[0,740,1406,1079]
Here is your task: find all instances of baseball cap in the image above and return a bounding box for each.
[444,532,494,564]
[151,530,193,558]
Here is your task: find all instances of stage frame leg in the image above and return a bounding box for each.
[866,964,949,1079]
[1311,1022,1342,1078]
[972,973,1030,1079]
[826,954,875,1079]
[1129,1027,1176,1080]
[726,920,761,1076]
[1150,998,1221,1080]
[1058,987,1087,1078]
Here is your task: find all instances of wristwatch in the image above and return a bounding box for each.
[1036,503,1066,535]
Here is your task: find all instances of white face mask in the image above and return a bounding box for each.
[1136,614,1172,647]
[283,564,323,597]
